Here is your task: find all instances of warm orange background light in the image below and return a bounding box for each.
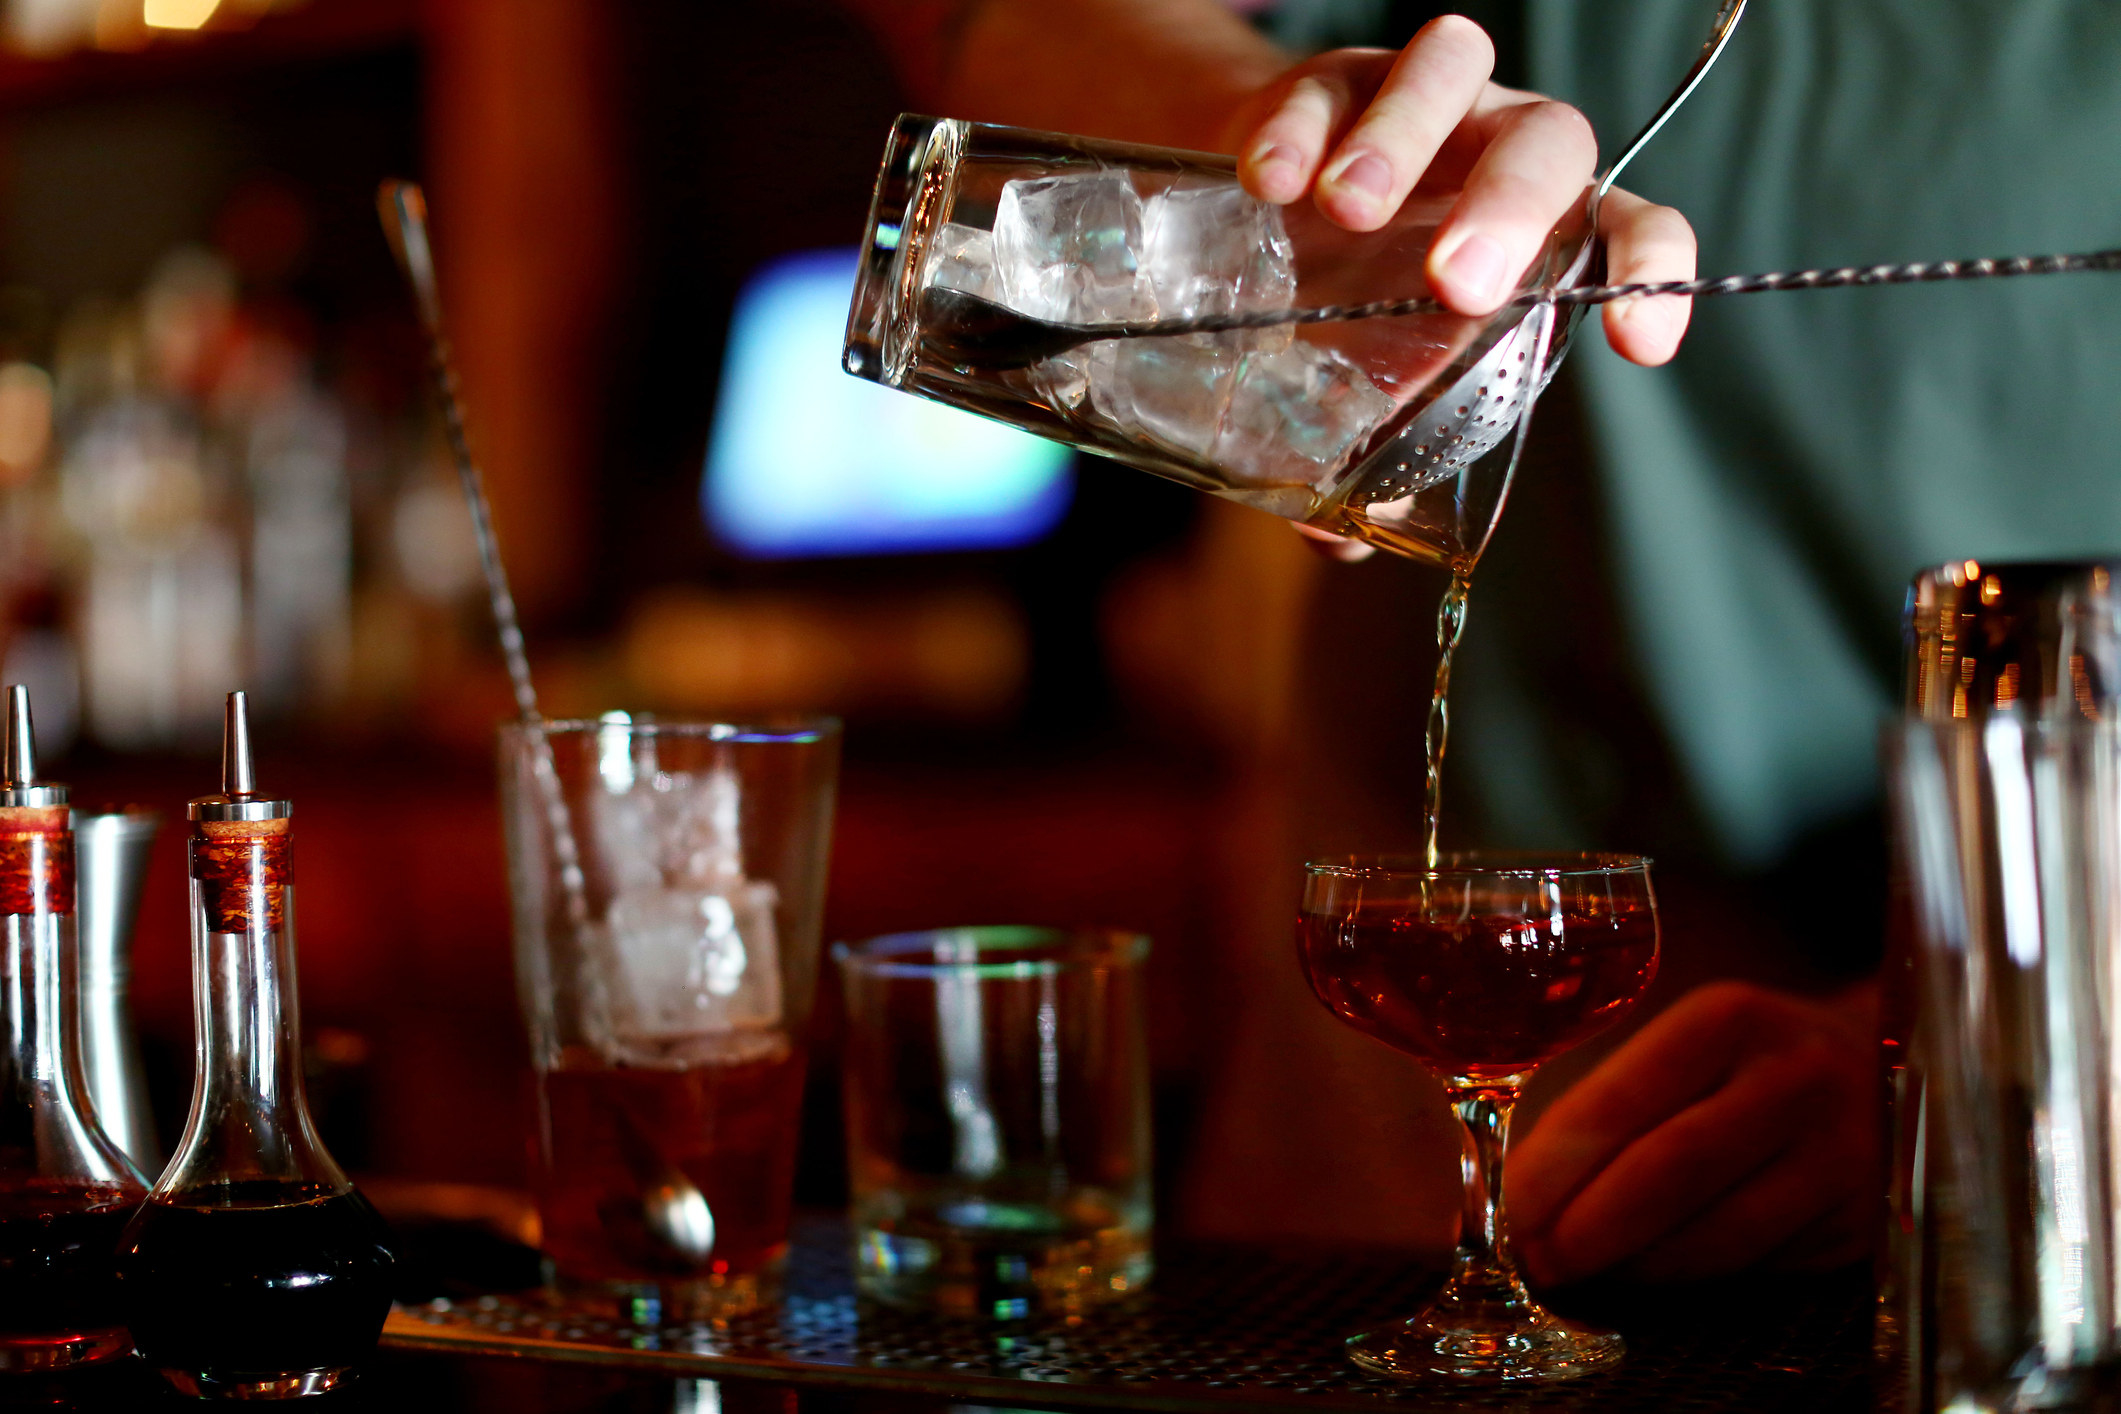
[143,0,220,31]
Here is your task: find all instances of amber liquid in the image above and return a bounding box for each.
[905,311,1495,572]
[116,1180,395,1385]
[0,1183,136,1363]
[1298,899,1658,1079]
[534,1038,807,1284]
[1423,572,1472,865]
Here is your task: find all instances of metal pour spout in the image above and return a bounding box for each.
[2,685,65,808]
[5,683,35,790]
[223,690,255,798]
[189,692,289,824]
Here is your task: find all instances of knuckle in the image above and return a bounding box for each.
[1519,99,1597,152]
[1687,980,1770,1029]
[1776,1032,1855,1103]
[1625,206,1698,273]
[1415,14,1496,74]
[1646,201,1695,240]
[1465,169,1574,233]
[1285,71,1353,123]
[1357,90,1448,152]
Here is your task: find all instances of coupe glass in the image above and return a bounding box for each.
[1297,853,1660,1380]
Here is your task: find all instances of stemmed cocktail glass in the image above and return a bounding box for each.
[1297,853,1660,1381]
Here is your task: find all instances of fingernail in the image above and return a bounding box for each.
[1441,233,1508,306]
[1324,151,1392,201]
[1248,142,1301,192]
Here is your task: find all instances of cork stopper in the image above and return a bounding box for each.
[0,685,71,915]
[189,692,291,933]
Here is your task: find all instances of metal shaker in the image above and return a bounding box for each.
[1885,559,2121,1411]
[72,809,161,1176]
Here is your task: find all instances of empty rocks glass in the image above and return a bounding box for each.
[835,928,1153,1320]
[844,116,1594,571]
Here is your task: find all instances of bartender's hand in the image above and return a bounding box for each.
[847,3,1695,367]
[1231,15,1695,368]
[1235,17,1695,564]
[1506,981,1880,1286]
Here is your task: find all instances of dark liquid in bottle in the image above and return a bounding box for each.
[0,1183,136,1358]
[116,1180,394,1386]
[1298,901,1658,1079]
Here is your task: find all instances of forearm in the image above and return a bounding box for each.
[845,0,1290,153]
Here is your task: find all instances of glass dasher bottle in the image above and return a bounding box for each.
[0,685,148,1371]
[117,692,394,1399]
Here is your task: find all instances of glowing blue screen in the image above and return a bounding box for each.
[702,248,1073,558]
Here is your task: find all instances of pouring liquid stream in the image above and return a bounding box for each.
[1424,573,1472,870]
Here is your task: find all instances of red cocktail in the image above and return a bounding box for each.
[1297,853,1659,1381]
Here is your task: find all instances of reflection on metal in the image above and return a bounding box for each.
[74,809,162,1175]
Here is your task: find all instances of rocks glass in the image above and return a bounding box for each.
[835,927,1152,1319]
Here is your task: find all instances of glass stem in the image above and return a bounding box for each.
[1446,1081,1528,1300]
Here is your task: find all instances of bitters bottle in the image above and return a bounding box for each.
[0,685,148,1371]
[116,692,394,1399]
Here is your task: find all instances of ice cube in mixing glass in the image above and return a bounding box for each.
[1213,341,1396,489]
[924,222,998,303]
[1140,182,1298,321]
[992,170,1156,325]
[1087,333,1246,460]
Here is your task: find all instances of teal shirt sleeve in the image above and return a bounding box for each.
[1499,0,2121,866]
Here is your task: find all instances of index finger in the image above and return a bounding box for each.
[1508,984,1770,1238]
[1308,16,1495,230]
[1421,97,1597,314]
[1524,1040,1836,1284]
[1598,187,1697,366]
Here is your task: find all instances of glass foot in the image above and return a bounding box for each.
[0,1326,133,1372]
[158,1365,357,1399]
[1348,1307,1623,1382]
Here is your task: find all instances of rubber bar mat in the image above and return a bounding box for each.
[384,1221,1874,1412]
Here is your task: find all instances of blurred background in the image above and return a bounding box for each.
[4,0,1370,1233]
